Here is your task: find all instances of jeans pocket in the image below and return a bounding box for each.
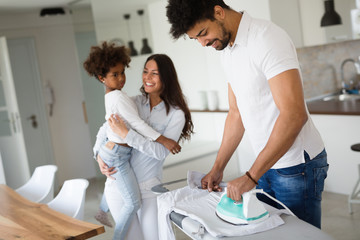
[274,165,305,197]
[314,164,329,200]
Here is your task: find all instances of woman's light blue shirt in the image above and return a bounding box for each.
[93,94,185,183]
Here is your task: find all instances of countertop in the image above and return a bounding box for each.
[306,97,360,116]
[191,94,360,116]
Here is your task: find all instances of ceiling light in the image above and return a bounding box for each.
[40,8,65,17]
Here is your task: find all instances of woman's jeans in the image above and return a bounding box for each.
[256,149,329,229]
[99,141,141,240]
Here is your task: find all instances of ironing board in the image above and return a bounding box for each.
[170,211,335,240]
[153,178,335,240]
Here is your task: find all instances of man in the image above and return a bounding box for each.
[166,0,328,229]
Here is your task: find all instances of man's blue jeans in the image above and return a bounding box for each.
[256,149,329,229]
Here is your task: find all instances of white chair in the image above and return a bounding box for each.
[0,152,6,184]
[47,178,89,220]
[16,165,58,203]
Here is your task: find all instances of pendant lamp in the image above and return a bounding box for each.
[137,9,153,55]
[40,7,65,17]
[321,0,342,27]
[124,14,138,56]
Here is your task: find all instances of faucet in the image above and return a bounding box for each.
[340,58,360,94]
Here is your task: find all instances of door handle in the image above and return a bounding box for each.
[27,114,38,129]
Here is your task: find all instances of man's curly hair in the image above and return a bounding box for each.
[166,0,230,39]
[83,41,131,82]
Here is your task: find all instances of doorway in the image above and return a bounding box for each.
[7,37,54,174]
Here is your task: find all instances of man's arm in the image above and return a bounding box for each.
[227,69,308,201]
[201,83,245,191]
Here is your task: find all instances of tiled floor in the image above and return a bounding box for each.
[84,177,360,240]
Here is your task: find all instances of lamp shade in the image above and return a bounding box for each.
[138,9,153,55]
[141,38,152,54]
[128,41,138,56]
[321,0,342,27]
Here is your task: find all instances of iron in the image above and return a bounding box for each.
[215,190,269,225]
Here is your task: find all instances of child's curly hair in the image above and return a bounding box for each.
[83,41,131,82]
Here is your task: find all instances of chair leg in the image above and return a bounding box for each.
[349,197,353,214]
[348,164,360,214]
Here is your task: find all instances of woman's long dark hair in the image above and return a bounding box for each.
[140,54,194,141]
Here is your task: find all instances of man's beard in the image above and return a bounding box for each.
[214,21,231,50]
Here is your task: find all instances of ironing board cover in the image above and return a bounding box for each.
[157,171,288,240]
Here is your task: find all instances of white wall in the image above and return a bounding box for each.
[299,0,326,47]
[91,0,154,56]
[226,0,271,19]
[0,11,97,186]
[269,0,304,47]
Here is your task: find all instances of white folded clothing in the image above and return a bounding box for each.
[158,171,288,240]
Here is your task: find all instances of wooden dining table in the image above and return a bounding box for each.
[0,184,105,239]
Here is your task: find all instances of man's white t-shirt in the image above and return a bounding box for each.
[104,90,160,144]
[221,11,324,169]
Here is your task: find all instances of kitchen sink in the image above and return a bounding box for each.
[322,93,360,101]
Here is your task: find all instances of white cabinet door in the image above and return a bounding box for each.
[311,114,360,195]
[0,36,30,188]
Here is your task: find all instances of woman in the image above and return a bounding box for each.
[94,54,193,239]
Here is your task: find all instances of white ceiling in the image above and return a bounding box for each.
[0,0,159,13]
[0,0,91,12]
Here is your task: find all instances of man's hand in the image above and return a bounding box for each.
[97,155,117,180]
[226,175,256,201]
[201,170,223,192]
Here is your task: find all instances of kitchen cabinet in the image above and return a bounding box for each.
[311,114,360,195]
[227,0,355,48]
[268,0,355,48]
[307,98,360,195]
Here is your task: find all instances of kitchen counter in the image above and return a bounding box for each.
[190,95,360,115]
[306,97,360,115]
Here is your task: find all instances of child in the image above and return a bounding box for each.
[83,42,179,239]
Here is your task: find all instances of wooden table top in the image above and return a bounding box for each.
[0,184,105,239]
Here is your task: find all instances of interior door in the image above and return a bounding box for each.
[0,36,30,188]
[7,37,54,174]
